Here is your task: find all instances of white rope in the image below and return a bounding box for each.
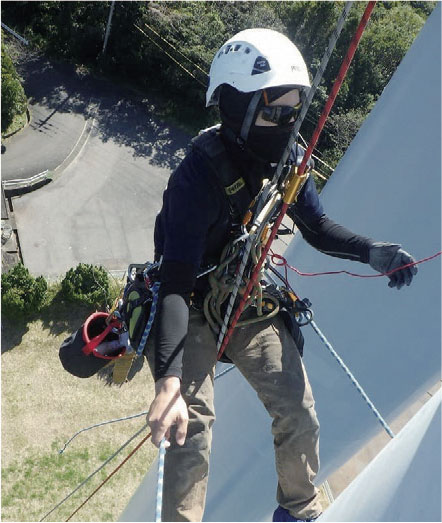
[59,411,149,454]
[155,438,167,522]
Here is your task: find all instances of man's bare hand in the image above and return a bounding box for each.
[148,376,189,448]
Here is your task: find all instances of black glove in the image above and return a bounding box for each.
[369,242,418,290]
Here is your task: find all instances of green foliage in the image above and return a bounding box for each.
[1,41,27,132]
[1,263,47,319]
[61,263,110,307]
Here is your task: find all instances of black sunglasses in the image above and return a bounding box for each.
[260,101,302,126]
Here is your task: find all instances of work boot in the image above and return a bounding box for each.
[272,505,320,522]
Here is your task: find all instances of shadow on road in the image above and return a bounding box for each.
[18,55,190,171]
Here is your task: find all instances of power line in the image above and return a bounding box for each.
[135,24,207,88]
[143,21,209,79]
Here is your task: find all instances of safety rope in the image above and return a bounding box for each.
[271,1,354,189]
[39,423,150,522]
[65,431,152,522]
[270,250,442,280]
[299,2,376,177]
[267,265,395,439]
[155,438,167,522]
[58,411,149,454]
[308,318,395,438]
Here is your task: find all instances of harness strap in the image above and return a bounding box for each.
[191,128,253,225]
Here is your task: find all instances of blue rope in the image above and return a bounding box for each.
[136,282,160,357]
[155,438,167,522]
[309,319,395,439]
[214,364,236,380]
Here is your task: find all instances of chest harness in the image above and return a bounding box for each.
[191,126,302,339]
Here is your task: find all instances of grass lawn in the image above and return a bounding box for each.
[1,299,157,522]
[1,284,332,521]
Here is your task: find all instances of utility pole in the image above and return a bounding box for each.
[102,0,115,55]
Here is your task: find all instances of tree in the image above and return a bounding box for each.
[1,42,27,132]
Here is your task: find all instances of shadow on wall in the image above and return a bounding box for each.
[18,55,190,170]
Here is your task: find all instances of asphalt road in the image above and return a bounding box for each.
[7,54,190,278]
[2,56,89,180]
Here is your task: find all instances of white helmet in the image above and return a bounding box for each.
[206,28,310,107]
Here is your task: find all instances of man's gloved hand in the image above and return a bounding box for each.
[369,242,418,290]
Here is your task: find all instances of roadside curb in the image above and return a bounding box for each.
[50,101,98,182]
[3,98,99,196]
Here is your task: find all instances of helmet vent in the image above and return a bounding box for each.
[252,56,270,75]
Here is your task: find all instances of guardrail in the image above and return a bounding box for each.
[2,170,49,191]
[1,22,29,46]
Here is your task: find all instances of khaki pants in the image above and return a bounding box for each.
[147,309,321,522]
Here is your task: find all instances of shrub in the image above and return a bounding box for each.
[2,263,47,319]
[61,264,110,308]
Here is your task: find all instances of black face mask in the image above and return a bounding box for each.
[247,123,294,163]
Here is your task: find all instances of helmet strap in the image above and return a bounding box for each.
[238,90,262,146]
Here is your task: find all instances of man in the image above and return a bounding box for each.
[146,29,417,522]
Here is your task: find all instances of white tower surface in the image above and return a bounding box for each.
[120,5,441,522]
[319,389,441,522]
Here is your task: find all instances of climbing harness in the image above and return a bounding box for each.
[203,237,281,333]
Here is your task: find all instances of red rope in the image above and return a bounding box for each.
[217,2,377,360]
[298,1,376,177]
[65,432,152,522]
[270,250,442,279]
